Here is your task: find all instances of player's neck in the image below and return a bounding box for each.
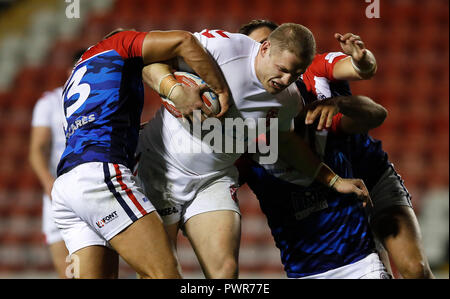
[254,51,264,86]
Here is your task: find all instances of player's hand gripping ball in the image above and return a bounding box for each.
[161,72,220,118]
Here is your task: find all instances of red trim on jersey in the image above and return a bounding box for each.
[302,52,348,96]
[113,164,147,217]
[80,31,147,63]
[308,53,348,80]
[330,112,343,134]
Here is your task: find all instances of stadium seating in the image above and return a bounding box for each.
[0,0,447,278]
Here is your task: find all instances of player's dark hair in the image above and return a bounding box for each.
[238,19,279,36]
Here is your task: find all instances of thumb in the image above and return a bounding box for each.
[334,33,342,41]
[216,94,229,118]
[355,40,365,50]
[353,45,366,60]
[354,180,372,208]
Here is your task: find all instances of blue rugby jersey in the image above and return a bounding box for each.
[238,130,376,277]
[57,31,147,176]
[235,53,394,277]
[238,132,398,277]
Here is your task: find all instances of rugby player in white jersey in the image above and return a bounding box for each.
[29,50,84,278]
[137,23,371,278]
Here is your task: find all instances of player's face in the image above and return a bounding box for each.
[256,42,305,94]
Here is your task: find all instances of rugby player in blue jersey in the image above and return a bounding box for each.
[237,20,433,278]
[51,29,231,278]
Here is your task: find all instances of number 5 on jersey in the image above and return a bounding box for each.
[62,66,91,129]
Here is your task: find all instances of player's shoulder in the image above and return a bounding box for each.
[196,29,254,43]
[195,29,258,62]
[100,30,145,48]
[223,31,258,58]
[303,52,348,80]
[80,30,146,63]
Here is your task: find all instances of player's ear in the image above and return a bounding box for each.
[260,40,271,57]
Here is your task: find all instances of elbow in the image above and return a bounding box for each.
[182,31,196,42]
[360,95,387,128]
[179,31,198,49]
[369,106,388,129]
[176,31,204,59]
[376,105,388,126]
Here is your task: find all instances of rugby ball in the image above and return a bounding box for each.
[161,71,220,118]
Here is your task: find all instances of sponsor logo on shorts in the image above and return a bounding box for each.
[96,211,119,228]
[158,207,179,217]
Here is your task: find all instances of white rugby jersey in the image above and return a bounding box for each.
[31,87,66,177]
[139,29,303,175]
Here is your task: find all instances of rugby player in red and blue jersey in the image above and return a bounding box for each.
[51,29,230,278]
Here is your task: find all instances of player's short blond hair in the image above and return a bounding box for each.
[268,23,316,66]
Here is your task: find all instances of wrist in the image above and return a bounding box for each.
[159,74,179,96]
[351,50,376,75]
[157,74,172,94]
[351,57,375,74]
[314,162,337,186]
[166,83,183,102]
[328,174,340,188]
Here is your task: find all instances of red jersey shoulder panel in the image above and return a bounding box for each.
[301,52,348,96]
[80,31,147,63]
[307,52,348,80]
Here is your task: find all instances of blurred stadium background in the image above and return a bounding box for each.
[0,0,448,278]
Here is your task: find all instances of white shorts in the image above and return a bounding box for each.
[42,194,63,245]
[136,139,241,226]
[368,164,412,221]
[51,162,156,255]
[147,179,241,225]
[299,253,391,279]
